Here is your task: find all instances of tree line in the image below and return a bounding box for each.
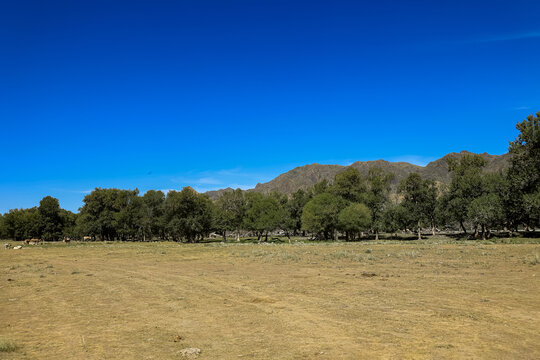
[1,112,538,242]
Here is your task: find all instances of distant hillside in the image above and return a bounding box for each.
[204,187,235,200]
[252,164,345,194]
[419,151,511,183]
[205,151,511,199]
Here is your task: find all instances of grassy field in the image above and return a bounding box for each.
[1,238,539,359]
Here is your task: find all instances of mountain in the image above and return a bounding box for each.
[252,164,345,194]
[205,151,511,199]
[419,151,511,183]
[204,187,235,200]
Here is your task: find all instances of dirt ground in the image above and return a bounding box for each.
[1,239,539,359]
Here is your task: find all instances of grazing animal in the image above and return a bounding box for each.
[13,246,22,250]
[4,243,11,249]
[63,238,71,243]
[83,236,92,241]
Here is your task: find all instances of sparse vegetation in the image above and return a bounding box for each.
[0,338,18,353]
[1,240,538,359]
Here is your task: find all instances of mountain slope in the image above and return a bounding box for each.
[252,164,345,194]
[205,151,510,199]
[419,151,511,183]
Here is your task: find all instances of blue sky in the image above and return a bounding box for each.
[1,0,539,212]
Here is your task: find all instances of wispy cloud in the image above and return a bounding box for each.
[171,168,247,185]
[468,31,540,43]
[515,106,530,110]
[196,177,222,185]
[51,188,93,194]
[171,176,222,185]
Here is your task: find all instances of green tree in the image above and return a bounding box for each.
[60,209,78,239]
[243,193,283,242]
[467,194,503,240]
[399,173,437,240]
[269,192,295,242]
[38,196,63,241]
[142,190,166,240]
[215,189,246,241]
[444,154,487,234]
[331,167,366,203]
[164,187,213,242]
[301,193,342,240]
[288,189,311,237]
[3,199,74,241]
[114,189,146,241]
[3,208,41,241]
[365,168,394,240]
[0,213,6,239]
[424,181,439,235]
[308,179,331,197]
[523,190,540,230]
[507,111,540,231]
[77,188,122,241]
[337,203,371,241]
[382,203,410,239]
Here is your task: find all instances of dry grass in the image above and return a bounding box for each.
[1,239,539,359]
[0,338,18,353]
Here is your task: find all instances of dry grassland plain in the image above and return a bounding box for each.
[1,239,539,359]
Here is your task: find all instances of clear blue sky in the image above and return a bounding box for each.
[1,0,539,213]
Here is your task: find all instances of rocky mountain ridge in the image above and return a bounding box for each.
[205,151,511,199]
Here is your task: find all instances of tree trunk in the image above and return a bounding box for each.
[460,221,467,235]
[481,224,486,240]
[265,231,268,242]
[375,231,379,241]
[236,230,240,242]
[222,231,226,242]
[334,229,338,241]
[417,221,422,240]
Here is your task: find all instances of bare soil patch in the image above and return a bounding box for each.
[1,240,539,359]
